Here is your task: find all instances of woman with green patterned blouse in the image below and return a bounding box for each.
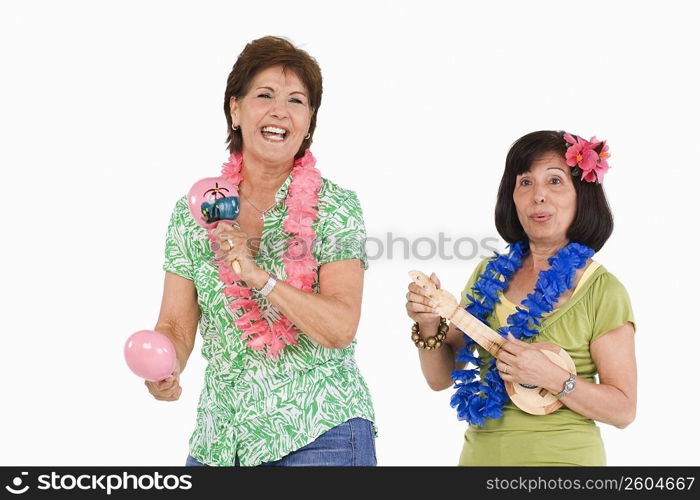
[145,37,376,466]
[406,130,636,465]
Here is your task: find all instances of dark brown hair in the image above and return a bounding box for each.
[494,130,614,251]
[223,36,323,158]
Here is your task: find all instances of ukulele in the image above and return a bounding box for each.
[409,270,575,415]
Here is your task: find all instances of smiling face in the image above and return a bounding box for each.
[230,65,313,167]
[513,152,577,247]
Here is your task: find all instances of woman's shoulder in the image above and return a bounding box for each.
[580,262,636,338]
[173,194,189,212]
[467,254,500,282]
[584,263,630,298]
[165,195,206,243]
[475,256,494,274]
[319,176,359,200]
[317,177,363,215]
[169,195,198,227]
[458,257,494,305]
[166,195,190,223]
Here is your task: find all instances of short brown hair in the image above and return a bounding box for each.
[494,130,614,251]
[223,36,323,158]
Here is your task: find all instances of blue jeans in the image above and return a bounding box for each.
[185,417,376,466]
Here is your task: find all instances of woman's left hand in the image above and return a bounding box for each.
[211,221,268,288]
[496,333,565,390]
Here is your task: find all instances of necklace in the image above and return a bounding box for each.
[209,149,322,359]
[450,240,594,426]
[240,190,276,221]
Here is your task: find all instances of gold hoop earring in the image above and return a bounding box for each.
[304,132,311,140]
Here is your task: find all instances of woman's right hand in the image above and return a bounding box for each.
[405,272,442,333]
[144,359,182,401]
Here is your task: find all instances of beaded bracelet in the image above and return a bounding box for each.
[411,317,448,350]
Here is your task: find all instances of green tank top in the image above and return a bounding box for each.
[456,258,635,466]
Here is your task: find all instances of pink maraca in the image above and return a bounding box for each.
[187,177,240,230]
[124,330,177,382]
[187,176,241,273]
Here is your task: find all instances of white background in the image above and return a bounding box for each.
[1,0,698,466]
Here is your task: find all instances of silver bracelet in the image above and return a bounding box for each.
[257,273,278,297]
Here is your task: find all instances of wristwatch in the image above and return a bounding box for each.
[257,273,278,297]
[555,373,576,398]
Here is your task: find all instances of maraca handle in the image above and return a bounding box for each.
[231,260,241,274]
[221,253,242,274]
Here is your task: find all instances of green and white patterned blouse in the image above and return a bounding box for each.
[163,173,376,466]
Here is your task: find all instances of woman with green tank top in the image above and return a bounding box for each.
[405,130,636,466]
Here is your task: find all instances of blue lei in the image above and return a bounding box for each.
[450,240,595,426]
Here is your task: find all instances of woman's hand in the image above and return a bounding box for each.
[144,359,182,402]
[496,333,568,391]
[407,272,463,390]
[211,221,268,288]
[406,272,442,334]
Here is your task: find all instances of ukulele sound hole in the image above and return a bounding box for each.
[519,383,538,389]
[518,384,550,397]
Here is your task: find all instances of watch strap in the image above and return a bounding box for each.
[555,373,576,398]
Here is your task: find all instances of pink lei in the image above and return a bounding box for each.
[209,150,322,359]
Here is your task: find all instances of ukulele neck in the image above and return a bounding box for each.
[449,308,506,357]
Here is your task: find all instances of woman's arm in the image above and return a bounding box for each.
[262,259,365,349]
[154,272,200,371]
[145,272,201,401]
[406,273,465,391]
[497,323,637,428]
[211,220,365,350]
[417,323,465,391]
[557,323,637,428]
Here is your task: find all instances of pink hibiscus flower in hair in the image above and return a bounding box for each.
[581,157,609,183]
[581,136,611,183]
[594,138,611,170]
[580,166,601,183]
[564,133,599,173]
